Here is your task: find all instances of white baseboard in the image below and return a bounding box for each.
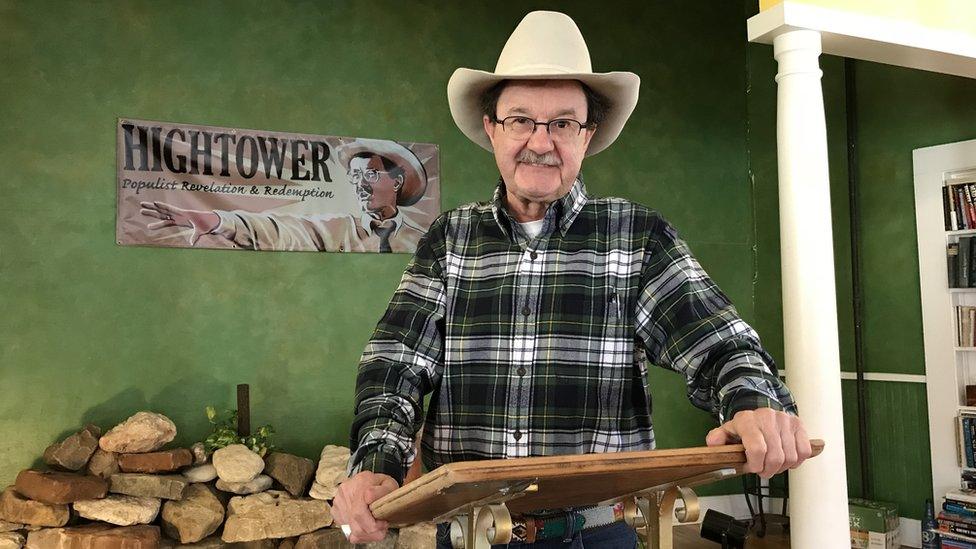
[685,496,922,548]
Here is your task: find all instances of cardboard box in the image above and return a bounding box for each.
[849,498,900,549]
[850,529,901,549]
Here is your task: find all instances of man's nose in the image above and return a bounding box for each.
[525,124,555,154]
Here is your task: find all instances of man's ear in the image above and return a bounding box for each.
[393,174,404,191]
[483,115,496,150]
[581,126,597,153]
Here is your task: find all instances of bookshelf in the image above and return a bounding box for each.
[914,138,976,508]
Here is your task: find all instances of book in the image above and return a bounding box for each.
[942,522,976,539]
[963,308,974,348]
[941,529,976,544]
[949,491,976,505]
[959,185,976,229]
[951,243,961,288]
[963,185,973,229]
[942,538,976,549]
[958,186,969,230]
[950,184,960,230]
[962,183,976,228]
[948,186,955,230]
[970,238,976,289]
[962,237,972,288]
[966,416,974,468]
[966,307,976,347]
[941,512,976,527]
[942,500,976,520]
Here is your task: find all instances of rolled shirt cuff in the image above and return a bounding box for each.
[350,449,405,487]
[720,391,788,424]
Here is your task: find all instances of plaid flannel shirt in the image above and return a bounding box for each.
[349,177,796,484]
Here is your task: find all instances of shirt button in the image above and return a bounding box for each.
[517,366,526,376]
[530,251,538,260]
[514,431,522,441]
[521,305,530,316]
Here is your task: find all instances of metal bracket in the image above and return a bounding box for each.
[633,486,700,549]
[439,480,538,549]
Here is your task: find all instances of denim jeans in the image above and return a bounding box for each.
[435,521,637,549]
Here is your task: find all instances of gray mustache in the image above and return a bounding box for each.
[516,150,561,166]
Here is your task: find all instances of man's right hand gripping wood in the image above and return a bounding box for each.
[331,471,399,543]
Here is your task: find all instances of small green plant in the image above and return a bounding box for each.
[203,406,276,457]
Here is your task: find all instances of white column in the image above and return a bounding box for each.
[773,30,850,549]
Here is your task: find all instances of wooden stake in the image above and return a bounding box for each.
[237,384,250,437]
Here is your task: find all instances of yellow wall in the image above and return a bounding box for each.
[758,0,976,35]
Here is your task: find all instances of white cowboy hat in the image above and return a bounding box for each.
[447,10,640,157]
[336,138,428,206]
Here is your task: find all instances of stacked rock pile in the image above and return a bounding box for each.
[0,412,434,548]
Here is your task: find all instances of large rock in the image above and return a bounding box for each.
[216,475,272,495]
[294,528,397,548]
[264,453,314,497]
[295,529,351,548]
[73,494,160,526]
[213,445,264,483]
[118,448,193,473]
[396,523,437,549]
[14,470,107,504]
[309,446,349,501]
[161,484,224,544]
[26,524,159,549]
[99,412,176,454]
[0,487,68,527]
[42,425,101,471]
[183,464,218,483]
[0,520,23,533]
[110,473,187,500]
[159,536,276,548]
[0,532,23,549]
[314,447,349,485]
[222,491,332,542]
[87,449,120,479]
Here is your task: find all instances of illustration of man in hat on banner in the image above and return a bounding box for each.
[333,11,811,547]
[140,139,429,253]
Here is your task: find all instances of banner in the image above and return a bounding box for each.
[116,118,440,253]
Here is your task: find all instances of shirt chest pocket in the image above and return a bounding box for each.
[538,279,631,339]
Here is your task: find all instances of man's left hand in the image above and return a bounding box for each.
[705,408,812,479]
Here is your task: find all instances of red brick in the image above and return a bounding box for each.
[118,449,193,474]
[14,470,107,504]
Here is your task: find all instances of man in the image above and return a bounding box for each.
[333,11,811,547]
[140,139,428,253]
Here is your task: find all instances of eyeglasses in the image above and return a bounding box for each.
[347,169,387,185]
[492,116,591,142]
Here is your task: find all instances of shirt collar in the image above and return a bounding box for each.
[491,175,589,241]
[360,209,403,236]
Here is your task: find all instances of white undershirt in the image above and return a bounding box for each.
[519,219,545,239]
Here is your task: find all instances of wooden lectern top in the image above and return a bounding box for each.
[371,440,825,526]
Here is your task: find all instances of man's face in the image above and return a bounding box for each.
[482,80,595,214]
[348,155,401,220]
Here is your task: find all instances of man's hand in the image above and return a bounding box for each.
[705,408,813,479]
[140,201,220,246]
[331,471,399,544]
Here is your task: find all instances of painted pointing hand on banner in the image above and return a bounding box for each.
[140,201,220,246]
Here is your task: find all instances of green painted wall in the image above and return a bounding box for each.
[845,61,976,519]
[0,0,759,490]
[6,0,965,517]
[746,0,976,519]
